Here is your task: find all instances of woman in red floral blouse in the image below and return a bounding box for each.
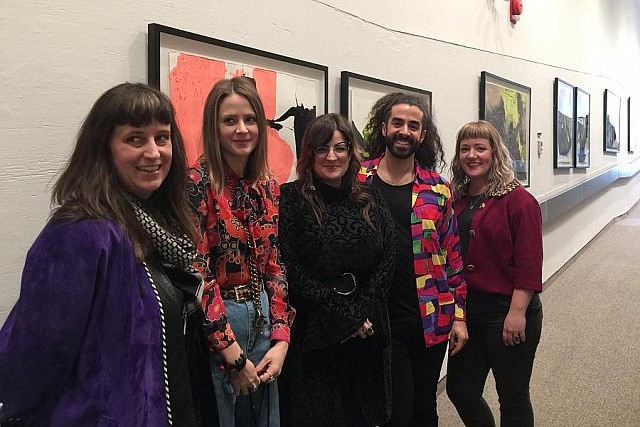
[188,77,295,427]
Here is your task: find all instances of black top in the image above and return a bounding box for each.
[456,195,484,259]
[278,178,396,426]
[372,175,422,341]
[146,255,198,427]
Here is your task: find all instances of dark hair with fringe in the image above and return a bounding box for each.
[295,113,375,227]
[50,82,195,259]
[200,77,270,193]
[450,120,516,197]
[364,92,445,171]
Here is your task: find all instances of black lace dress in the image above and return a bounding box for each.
[278,179,396,427]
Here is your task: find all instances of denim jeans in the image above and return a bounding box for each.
[211,289,280,427]
[446,291,543,427]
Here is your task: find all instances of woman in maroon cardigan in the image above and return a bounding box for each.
[446,120,543,427]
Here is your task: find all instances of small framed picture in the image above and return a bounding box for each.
[553,78,575,168]
[603,89,621,153]
[574,87,590,168]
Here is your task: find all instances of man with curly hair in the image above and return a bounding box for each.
[357,92,468,427]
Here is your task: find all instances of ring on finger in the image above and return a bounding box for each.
[268,374,275,383]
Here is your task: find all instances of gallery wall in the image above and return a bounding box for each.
[1,0,640,322]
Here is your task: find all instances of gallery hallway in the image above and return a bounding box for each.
[436,200,640,426]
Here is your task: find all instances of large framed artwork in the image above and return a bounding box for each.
[574,87,591,168]
[340,71,432,156]
[553,78,575,169]
[148,23,328,183]
[603,89,621,153]
[480,72,531,186]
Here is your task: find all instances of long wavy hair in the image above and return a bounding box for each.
[200,77,270,193]
[296,113,375,227]
[50,82,195,259]
[450,120,516,197]
[364,92,445,171]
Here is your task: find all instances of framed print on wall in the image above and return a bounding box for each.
[148,23,328,183]
[574,87,591,168]
[480,71,531,186]
[628,97,635,153]
[340,71,432,156]
[603,89,621,153]
[553,78,575,169]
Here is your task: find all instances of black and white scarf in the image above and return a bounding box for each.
[128,196,203,318]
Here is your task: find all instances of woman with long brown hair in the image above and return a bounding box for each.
[278,113,396,427]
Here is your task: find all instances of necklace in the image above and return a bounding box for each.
[468,194,485,210]
[225,175,267,333]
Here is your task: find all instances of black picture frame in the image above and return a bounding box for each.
[628,97,634,153]
[480,72,531,186]
[574,87,591,168]
[603,89,621,153]
[147,23,328,183]
[340,71,432,156]
[553,78,575,169]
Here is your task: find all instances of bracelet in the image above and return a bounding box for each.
[223,352,247,372]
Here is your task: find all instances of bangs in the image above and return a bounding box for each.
[114,86,174,127]
[457,122,495,143]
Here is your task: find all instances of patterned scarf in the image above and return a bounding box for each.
[128,195,203,318]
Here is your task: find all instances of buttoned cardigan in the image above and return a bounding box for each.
[454,183,543,297]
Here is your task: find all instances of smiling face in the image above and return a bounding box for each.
[459,137,493,185]
[312,130,351,187]
[217,93,259,174]
[381,103,427,159]
[110,121,172,200]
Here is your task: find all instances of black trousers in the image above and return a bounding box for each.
[384,322,448,427]
[446,291,543,427]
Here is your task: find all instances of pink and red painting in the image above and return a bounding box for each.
[148,24,327,184]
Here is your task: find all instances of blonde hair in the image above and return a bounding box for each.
[450,120,516,197]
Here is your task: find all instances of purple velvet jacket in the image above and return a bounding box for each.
[0,219,170,426]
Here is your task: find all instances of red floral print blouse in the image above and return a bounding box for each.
[188,159,295,351]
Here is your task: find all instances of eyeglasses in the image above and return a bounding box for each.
[313,142,350,157]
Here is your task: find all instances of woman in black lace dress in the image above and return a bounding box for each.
[278,114,396,427]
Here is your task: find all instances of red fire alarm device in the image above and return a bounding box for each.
[511,0,523,23]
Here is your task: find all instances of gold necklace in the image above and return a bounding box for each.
[468,195,485,210]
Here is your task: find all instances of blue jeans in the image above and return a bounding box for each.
[211,289,280,427]
[446,291,543,427]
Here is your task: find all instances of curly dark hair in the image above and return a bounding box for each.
[363,92,445,171]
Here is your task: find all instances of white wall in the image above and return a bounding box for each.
[2,0,640,322]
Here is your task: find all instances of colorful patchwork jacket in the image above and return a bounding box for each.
[357,157,467,347]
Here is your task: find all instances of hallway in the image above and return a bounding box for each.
[437,201,640,426]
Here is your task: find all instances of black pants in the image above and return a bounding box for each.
[384,322,448,427]
[446,291,543,427]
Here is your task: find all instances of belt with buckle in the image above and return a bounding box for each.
[220,284,253,302]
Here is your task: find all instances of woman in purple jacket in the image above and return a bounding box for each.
[0,83,219,426]
[446,120,543,427]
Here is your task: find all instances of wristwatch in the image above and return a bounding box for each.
[224,352,248,372]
